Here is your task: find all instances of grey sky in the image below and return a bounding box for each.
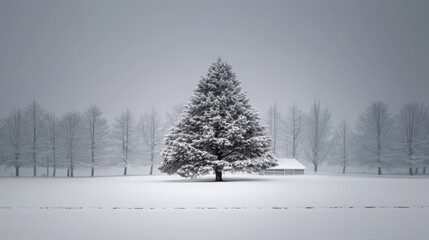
[0,0,428,124]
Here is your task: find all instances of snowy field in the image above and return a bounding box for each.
[1,174,429,240]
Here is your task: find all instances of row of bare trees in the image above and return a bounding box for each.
[266,101,429,175]
[0,101,181,177]
[266,102,302,159]
[2,99,427,176]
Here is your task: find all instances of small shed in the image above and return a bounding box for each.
[260,158,306,175]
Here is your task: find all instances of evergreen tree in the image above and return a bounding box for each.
[159,58,277,181]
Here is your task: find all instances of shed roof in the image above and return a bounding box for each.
[269,158,306,170]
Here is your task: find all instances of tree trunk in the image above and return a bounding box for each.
[53,150,56,177]
[415,168,418,175]
[91,148,95,177]
[15,166,19,177]
[409,167,413,176]
[33,119,37,177]
[342,165,346,174]
[70,167,73,177]
[124,166,127,176]
[314,164,318,173]
[46,166,49,177]
[423,167,426,175]
[150,146,154,175]
[67,168,70,177]
[378,166,382,175]
[215,169,223,182]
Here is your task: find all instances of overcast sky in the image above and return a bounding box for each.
[0,0,428,124]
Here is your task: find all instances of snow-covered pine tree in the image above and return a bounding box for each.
[159,58,277,181]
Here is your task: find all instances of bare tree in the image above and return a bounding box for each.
[424,142,429,175]
[25,100,46,177]
[424,115,429,174]
[62,112,81,177]
[46,113,59,177]
[166,104,184,127]
[397,102,428,175]
[286,103,302,159]
[356,101,395,175]
[267,102,281,156]
[84,105,109,177]
[303,100,332,172]
[2,109,25,176]
[140,108,164,175]
[279,122,289,158]
[0,121,6,167]
[331,119,355,174]
[113,109,135,176]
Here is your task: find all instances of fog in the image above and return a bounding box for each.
[1,0,428,123]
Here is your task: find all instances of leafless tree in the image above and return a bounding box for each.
[25,100,46,177]
[356,101,395,175]
[286,103,302,159]
[267,102,281,156]
[424,142,429,175]
[62,112,81,177]
[84,105,109,177]
[166,104,184,127]
[303,100,332,172]
[46,113,58,177]
[2,109,26,176]
[140,107,164,175]
[0,122,6,166]
[113,109,135,176]
[331,119,355,174]
[397,102,428,175]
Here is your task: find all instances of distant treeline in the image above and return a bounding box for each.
[265,100,429,175]
[0,100,182,177]
[1,100,428,177]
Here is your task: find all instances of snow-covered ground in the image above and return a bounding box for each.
[2,208,428,240]
[1,174,428,240]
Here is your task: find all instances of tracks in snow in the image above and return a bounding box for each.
[1,206,428,211]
